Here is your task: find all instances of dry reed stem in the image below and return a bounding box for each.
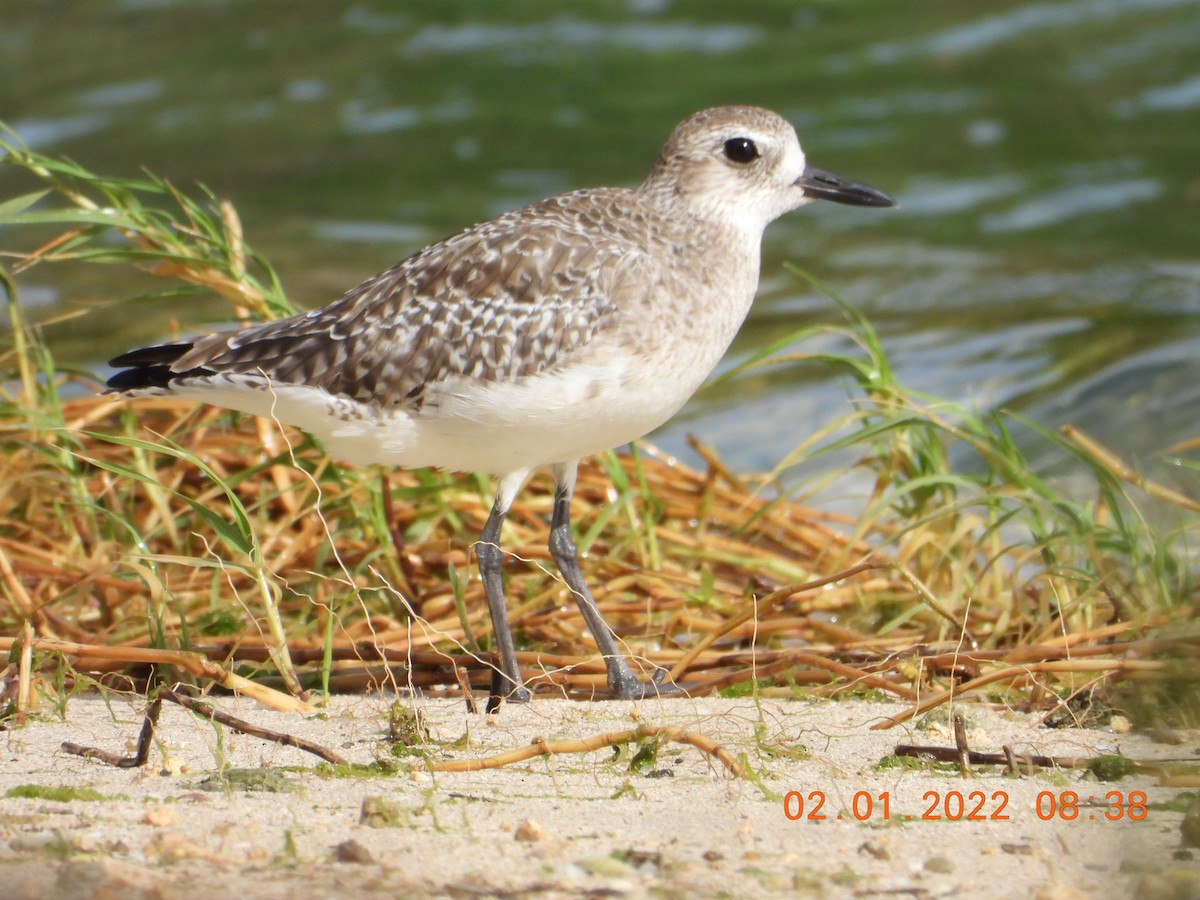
[0,637,314,712]
[666,561,886,680]
[871,659,1175,729]
[58,693,740,780]
[427,724,743,777]
[0,394,1191,717]
[1063,425,1200,513]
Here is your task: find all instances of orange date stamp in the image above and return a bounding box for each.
[782,790,1149,822]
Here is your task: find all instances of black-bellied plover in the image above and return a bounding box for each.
[107,106,895,705]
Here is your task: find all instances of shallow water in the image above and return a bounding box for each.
[2,1,1198,495]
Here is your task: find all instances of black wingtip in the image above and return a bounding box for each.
[107,342,195,369]
[106,342,213,392]
[106,365,175,391]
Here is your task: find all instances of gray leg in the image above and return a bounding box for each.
[476,470,531,707]
[547,461,673,699]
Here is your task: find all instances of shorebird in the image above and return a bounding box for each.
[107,106,894,704]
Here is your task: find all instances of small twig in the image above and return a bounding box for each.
[61,695,741,778]
[953,712,972,778]
[895,565,977,648]
[379,471,419,595]
[894,739,1092,771]
[428,724,742,777]
[62,697,162,767]
[1002,745,1017,774]
[871,659,1171,729]
[667,561,886,681]
[0,637,315,713]
[686,434,747,492]
[453,665,478,714]
[1063,424,1200,513]
[60,687,347,768]
[682,649,919,701]
[161,687,348,765]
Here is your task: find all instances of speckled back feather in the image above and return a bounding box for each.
[116,189,670,410]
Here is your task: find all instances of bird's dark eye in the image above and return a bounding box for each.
[723,137,760,164]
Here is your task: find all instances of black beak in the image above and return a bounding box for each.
[796,165,896,208]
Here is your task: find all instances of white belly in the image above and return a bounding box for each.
[162,349,709,475]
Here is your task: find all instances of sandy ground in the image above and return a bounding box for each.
[0,694,1196,899]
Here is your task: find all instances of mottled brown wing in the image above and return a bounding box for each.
[170,192,642,409]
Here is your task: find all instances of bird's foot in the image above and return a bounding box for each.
[483,660,693,711]
[485,669,531,714]
[607,661,691,700]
